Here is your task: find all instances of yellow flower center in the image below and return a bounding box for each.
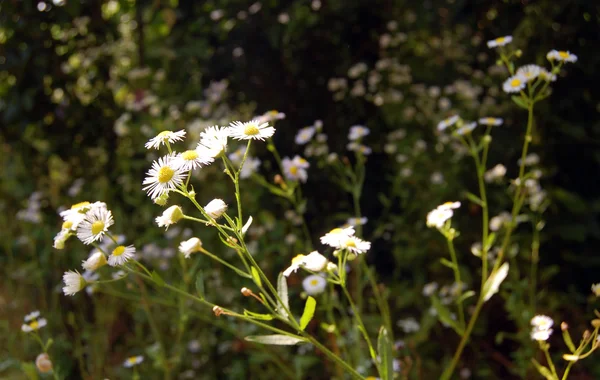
[71,201,90,210]
[310,279,319,286]
[291,254,306,265]
[158,166,175,183]
[486,118,495,124]
[290,166,298,175]
[495,37,505,44]
[126,357,138,365]
[91,221,105,235]
[558,51,569,59]
[510,78,522,88]
[243,124,260,136]
[29,321,39,329]
[345,239,356,248]
[298,158,307,165]
[182,150,199,161]
[112,246,125,257]
[157,131,171,139]
[268,110,278,115]
[329,228,343,234]
[62,221,73,229]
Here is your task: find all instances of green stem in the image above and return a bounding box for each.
[302,334,366,380]
[446,238,465,329]
[198,246,252,278]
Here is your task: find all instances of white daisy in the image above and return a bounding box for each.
[295,126,316,145]
[82,251,107,271]
[60,201,107,230]
[478,117,503,126]
[144,130,186,149]
[531,315,554,331]
[227,120,275,141]
[302,275,327,295]
[502,75,527,93]
[486,35,512,48]
[282,155,310,183]
[539,68,557,82]
[240,157,261,179]
[345,217,368,227]
[516,64,543,82]
[62,270,86,296]
[437,115,459,131]
[338,236,371,254]
[172,147,214,171]
[21,317,48,333]
[24,311,41,322]
[199,126,228,157]
[283,251,328,277]
[204,199,227,219]
[456,122,477,135]
[108,245,136,266]
[142,154,187,200]
[426,202,460,229]
[155,205,184,228]
[320,226,355,247]
[123,355,144,368]
[76,207,114,245]
[546,50,577,63]
[283,254,307,277]
[397,317,420,333]
[348,125,370,141]
[179,237,203,258]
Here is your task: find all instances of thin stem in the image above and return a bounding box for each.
[529,219,540,313]
[341,284,378,371]
[198,246,252,278]
[446,238,465,328]
[302,334,366,380]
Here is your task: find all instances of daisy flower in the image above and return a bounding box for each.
[302,275,327,296]
[397,317,420,333]
[76,207,114,245]
[456,122,477,135]
[60,201,107,230]
[179,237,203,258]
[348,125,370,141]
[24,311,41,322]
[227,120,275,141]
[123,356,144,368]
[516,64,542,82]
[62,270,86,296]
[320,226,355,247]
[204,199,227,219]
[82,251,107,271]
[282,155,310,183]
[21,313,48,333]
[199,126,228,157]
[172,147,214,171]
[502,75,527,93]
[339,235,371,254]
[437,115,459,131]
[426,202,460,229]
[486,35,512,48]
[256,110,286,123]
[347,142,372,155]
[53,228,71,250]
[144,130,186,150]
[142,154,187,200]
[295,126,316,145]
[228,146,247,164]
[539,68,557,82]
[530,315,554,341]
[422,282,438,297]
[346,217,368,227]
[155,205,184,228]
[283,251,328,277]
[478,117,503,126]
[546,50,577,63]
[108,245,136,266]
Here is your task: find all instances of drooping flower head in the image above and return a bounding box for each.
[179,237,203,258]
[62,270,87,296]
[144,130,186,150]
[142,154,187,200]
[82,251,108,271]
[155,205,184,229]
[227,120,275,141]
[486,35,512,48]
[204,199,227,219]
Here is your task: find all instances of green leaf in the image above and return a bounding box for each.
[299,296,316,331]
[44,338,54,352]
[244,334,305,345]
[377,326,394,380]
[151,270,165,287]
[511,95,529,109]
[484,233,496,252]
[277,272,289,318]
[251,267,262,288]
[195,272,205,298]
[465,192,484,207]
[431,295,464,335]
[562,328,576,353]
[531,359,555,380]
[455,290,476,305]
[20,362,39,380]
[243,310,274,321]
[439,258,456,270]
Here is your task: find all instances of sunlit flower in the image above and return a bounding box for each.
[282,155,310,183]
[426,202,460,229]
[456,122,477,135]
[437,115,459,131]
[283,254,307,277]
[76,207,114,245]
[346,217,368,226]
[179,237,203,258]
[320,226,355,247]
[546,50,577,63]
[295,126,316,145]
[478,117,503,126]
[531,315,554,341]
[591,283,600,297]
[228,120,275,141]
[339,236,371,254]
[486,35,512,48]
[144,130,186,149]
[123,355,144,368]
[516,64,543,82]
[172,148,214,171]
[62,270,86,296]
[348,125,370,141]
[82,251,107,271]
[302,275,327,295]
[21,313,48,333]
[142,154,187,200]
[502,75,527,93]
[155,205,184,228]
[204,199,227,219]
[108,245,136,266]
[35,353,53,373]
[539,68,557,82]
[198,126,229,157]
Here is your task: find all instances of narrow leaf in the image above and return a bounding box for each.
[299,296,317,331]
[431,295,464,335]
[484,232,496,252]
[465,192,484,207]
[377,326,394,380]
[243,310,274,321]
[439,258,456,270]
[511,95,529,109]
[251,267,262,288]
[455,290,476,305]
[277,272,289,318]
[244,334,305,345]
[531,359,555,380]
[151,270,165,287]
[195,272,205,298]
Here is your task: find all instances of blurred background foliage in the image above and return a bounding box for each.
[1,0,600,379]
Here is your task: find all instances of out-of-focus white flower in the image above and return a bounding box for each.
[302,275,327,295]
[546,50,577,63]
[123,355,144,368]
[346,217,368,227]
[426,202,460,229]
[348,125,370,141]
[282,155,310,183]
[155,205,184,228]
[53,228,71,249]
[347,142,372,155]
[204,199,227,219]
[199,126,229,157]
[486,35,512,48]
[484,164,507,183]
[241,157,261,179]
[516,64,543,82]
[24,311,40,322]
[228,120,275,141]
[144,130,186,150]
[143,154,186,200]
[108,245,136,266]
[456,122,477,135]
[82,251,107,271]
[21,313,48,333]
[478,117,503,127]
[530,315,554,341]
[278,12,290,24]
[422,282,438,297]
[76,207,114,245]
[256,110,285,123]
[320,226,355,247]
[397,317,420,333]
[502,75,527,93]
[179,237,203,258]
[539,68,557,82]
[62,270,86,296]
[437,115,459,131]
[489,211,511,231]
[295,126,316,145]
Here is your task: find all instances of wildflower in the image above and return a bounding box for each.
[144,130,186,149]
[320,226,355,247]
[531,315,554,341]
[591,283,600,297]
[53,228,70,249]
[546,50,577,63]
[21,313,48,333]
[282,155,310,183]
[142,154,186,200]
[257,110,285,123]
[426,202,460,229]
[76,207,114,245]
[108,245,136,266]
[347,142,372,155]
[489,211,511,231]
[482,262,509,301]
[172,148,214,171]
[486,35,512,48]
[456,122,477,135]
[397,317,420,333]
[422,282,438,297]
[198,126,229,156]
[24,311,41,322]
[302,275,327,295]
[62,270,86,296]
[204,199,227,219]
[188,340,201,353]
[155,205,184,228]
[516,64,542,82]
[437,115,459,131]
[295,126,316,145]
[539,68,557,82]
[339,236,371,254]
[240,157,261,179]
[35,353,53,373]
[179,237,203,258]
[348,125,370,141]
[502,75,527,93]
[82,251,107,271]
[283,251,328,277]
[227,120,275,141]
[478,117,503,126]
[519,153,540,166]
[484,164,507,183]
[123,355,144,368]
[346,217,368,227]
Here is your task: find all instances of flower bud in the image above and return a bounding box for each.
[36,353,53,373]
[204,199,227,219]
[561,322,569,331]
[241,287,252,297]
[592,319,600,328]
[154,192,169,206]
[155,205,183,228]
[212,306,224,317]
